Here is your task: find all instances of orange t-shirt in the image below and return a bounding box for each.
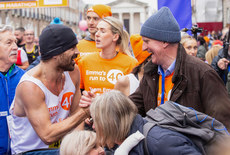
[157,72,174,106]
[75,39,101,64]
[78,52,138,94]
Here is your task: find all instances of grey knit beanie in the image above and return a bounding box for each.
[140,7,181,43]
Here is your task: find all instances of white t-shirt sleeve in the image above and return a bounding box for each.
[19,48,28,63]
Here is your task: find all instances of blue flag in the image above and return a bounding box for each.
[158,0,192,30]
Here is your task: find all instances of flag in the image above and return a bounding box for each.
[158,0,192,30]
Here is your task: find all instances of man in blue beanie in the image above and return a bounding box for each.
[9,24,91,154]
[129,7,230,130]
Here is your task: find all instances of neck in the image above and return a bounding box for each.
[26,43,35,49]
[0,61,12,72]
[100,45,117,59]
[90,34,95,40]
[41,62,63,80]
[39,62,64,95]
[160,44,178,72]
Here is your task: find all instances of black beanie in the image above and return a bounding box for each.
[39,24,78,60]
[140,7,181,43]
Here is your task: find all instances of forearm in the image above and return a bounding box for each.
[39,108,89,144]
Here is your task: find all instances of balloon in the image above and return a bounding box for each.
[79,20,88,31]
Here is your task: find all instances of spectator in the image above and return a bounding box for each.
[180,35,198,56]
[75,4,112,63]
[14,27,26,47]
[205,45,222,65]
[22,29,39,64]
[78,16,137,95]
[211,31,230,84]
[90,90,201,154]
[196,36,207,60]
[9,24,90,154]
[0,25,25,154]
[128,7,230,129]
[60,130,104,155]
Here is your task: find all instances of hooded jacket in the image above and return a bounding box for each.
[0,65,24,154]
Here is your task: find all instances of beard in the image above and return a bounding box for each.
[57,54,76,71]
[16,38,22,46]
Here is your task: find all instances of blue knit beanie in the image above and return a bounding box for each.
[140,7,181,43]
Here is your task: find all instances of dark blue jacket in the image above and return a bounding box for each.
[0,65,24,154]
[211,48,229,84]
[106,115,202,155]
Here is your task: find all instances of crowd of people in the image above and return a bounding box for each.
[1,4,230,155]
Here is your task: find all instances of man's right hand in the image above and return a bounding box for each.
[79,90,96,108]
[217,58,230,70]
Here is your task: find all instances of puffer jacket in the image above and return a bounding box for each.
[130,44,230,129]
[105,114,201,155]
[0,65,24,154]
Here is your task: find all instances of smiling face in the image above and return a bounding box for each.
[0,31,18,67]
[142,36,165,65]
[56,46,79,71]
[95,21,118,50]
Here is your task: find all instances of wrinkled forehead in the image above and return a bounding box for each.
[0,31,16,42]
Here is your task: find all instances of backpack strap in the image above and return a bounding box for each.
[143,122,157,155]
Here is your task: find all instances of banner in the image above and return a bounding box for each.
[0,0,68,9]
[158,0,192,30]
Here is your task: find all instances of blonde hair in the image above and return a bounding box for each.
[180,35,196,46]
[60,130,97,155]
[205,45,222,64]
[102,16,130,55]
[90,90,138,148]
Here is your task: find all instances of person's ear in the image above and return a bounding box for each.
[162,42,170,48]
[113,33,119,42]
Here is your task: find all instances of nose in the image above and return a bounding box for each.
[13,42,18,50]
[142,42,147,51]
[95,31,100,37]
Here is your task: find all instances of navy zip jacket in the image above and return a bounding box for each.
[0,65,24,154]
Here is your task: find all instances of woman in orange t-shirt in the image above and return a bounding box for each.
[78,16,137,95]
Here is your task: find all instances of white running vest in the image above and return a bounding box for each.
[9,72,76,154]
[127,74,140,95]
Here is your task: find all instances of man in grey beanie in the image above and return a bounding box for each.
[10,24,91,154]
[129,7,230,130]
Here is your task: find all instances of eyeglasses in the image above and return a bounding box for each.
[25,33,34,36]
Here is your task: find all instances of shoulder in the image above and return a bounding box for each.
[147,126,201,154]
[184,55,213,72]
[78,53,98,63]
[69,65,80,85]
[118,53,138,65]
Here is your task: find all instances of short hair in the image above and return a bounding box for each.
[0,25,13,41]
[60,130,97,155]
[90,90,138,147]
[102,16,130,55]
[15,27,25,32]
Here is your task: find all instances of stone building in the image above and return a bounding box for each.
[108,0,149,35]
[223,0,230,27]
[0,0,84,37]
